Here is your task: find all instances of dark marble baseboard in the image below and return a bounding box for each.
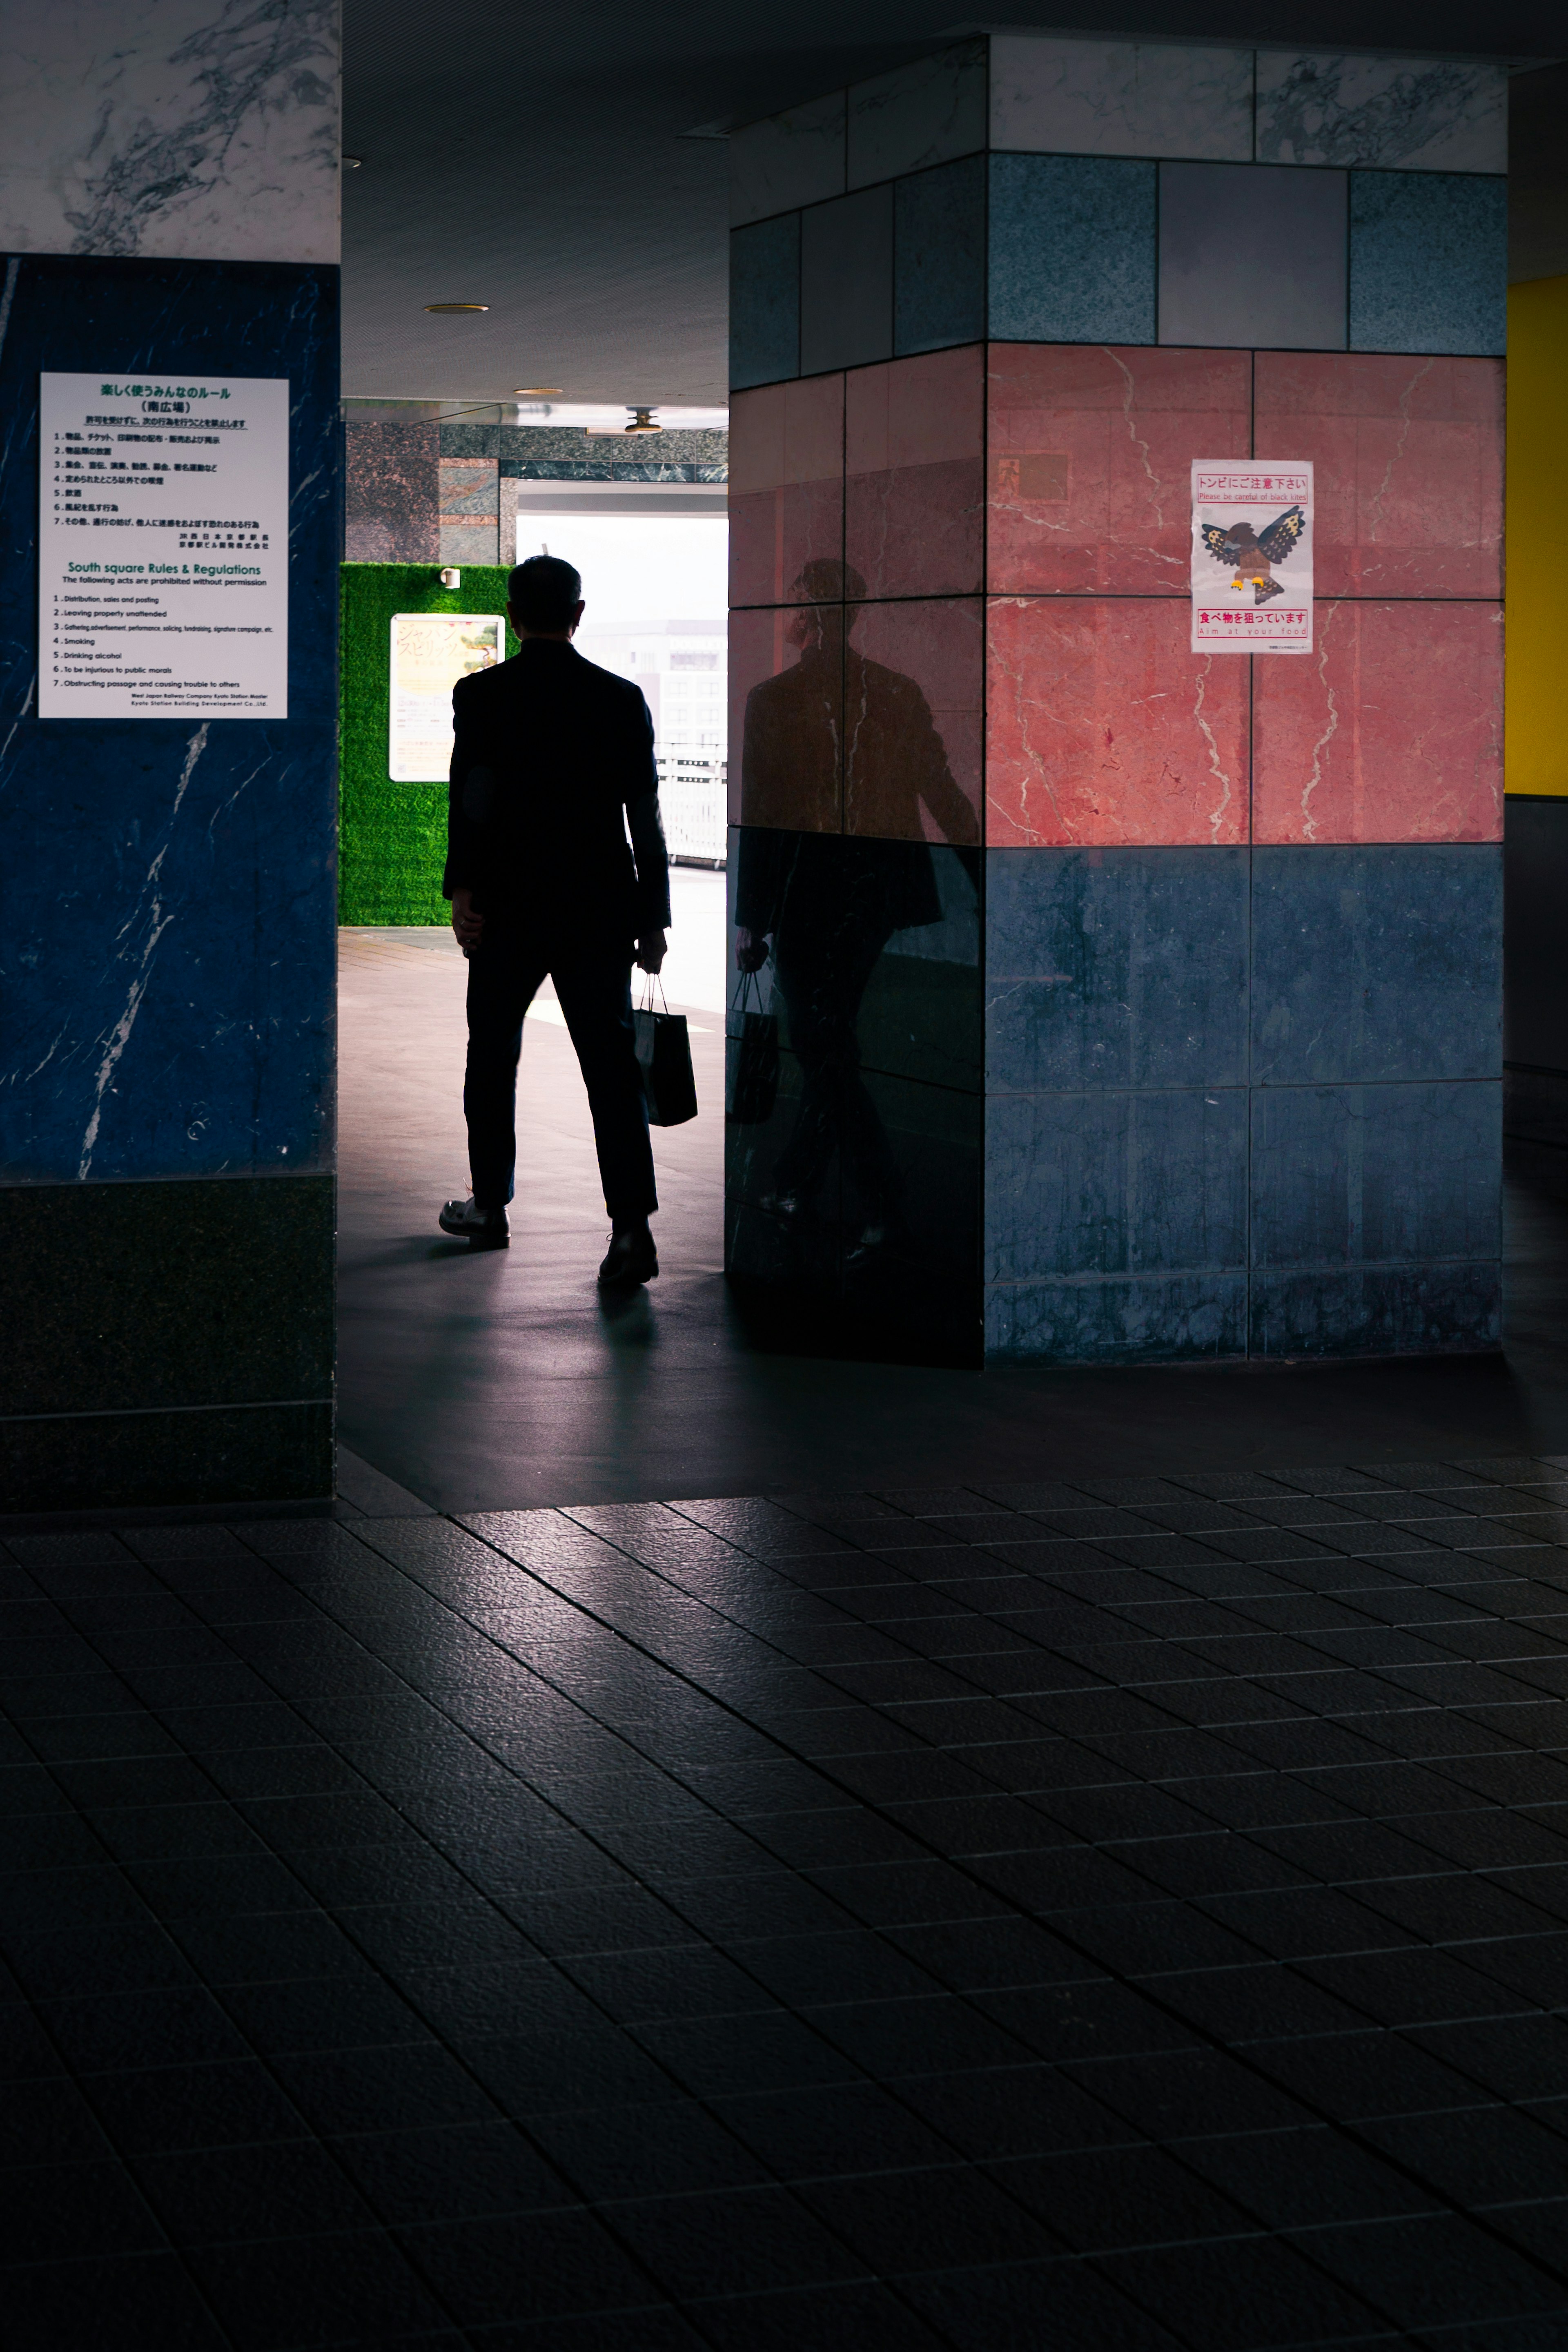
[0,1401,332,1512]
[2,1173,334,1421]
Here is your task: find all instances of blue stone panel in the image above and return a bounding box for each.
[800,187,894,375]
[986,848,1247,1092]
[860,1066,982,1358]
[1158,162,1348,350]
[0,253,339,1185]
[987,1274,1248,1364]
[988,156,1156,345]
[725,827,982,1361]
[730,215,801,390]
[860,847,982,1092]
[1250,1081,1501,1269]
[1250,1264,1500,1359]
[986,1088,1247,1284]
[894,155,986,356]
[1349,171,1506,356]
[1252,845,1501,1087]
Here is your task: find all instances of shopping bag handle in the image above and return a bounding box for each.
[639,973,671,1016]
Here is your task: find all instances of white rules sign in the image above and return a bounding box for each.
[38,372,289,718]
[1190,461,1314,655]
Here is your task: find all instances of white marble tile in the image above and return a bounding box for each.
[989,35,1253,163]
[730,91,845,227]
[0,0,339,263]
[1256,54,1506,174]
[847,41,987,190]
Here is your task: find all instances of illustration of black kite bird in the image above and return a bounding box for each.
[1199,505,1307,605]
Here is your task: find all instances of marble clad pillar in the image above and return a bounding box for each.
[0,0,342,1505]
[726,35,1505,1365]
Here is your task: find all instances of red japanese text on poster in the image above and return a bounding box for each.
[1191,461,1313,655]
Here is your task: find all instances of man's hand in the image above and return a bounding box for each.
[635,929,667,976]
[451,887,484,954]
[735,926,769,974]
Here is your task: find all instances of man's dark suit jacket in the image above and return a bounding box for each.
[443,638,671,942]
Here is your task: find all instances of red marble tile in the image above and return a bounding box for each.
[844,347,985,599]
[844,599,983,845]
[730,604,843,832]
[729,375,844,609]
[987,345,1250,597]
[1255,353,1503,599]
[986,597,1249,848]
[1252,600,1502,845]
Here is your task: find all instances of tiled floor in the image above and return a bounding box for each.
[7,1462,1568,2345]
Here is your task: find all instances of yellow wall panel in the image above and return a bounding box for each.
[1506,275,1568,795]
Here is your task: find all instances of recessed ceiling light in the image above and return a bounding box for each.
[425,303,488,314]
[514,387,562,395]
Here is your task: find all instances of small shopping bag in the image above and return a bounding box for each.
[726,968,779,1126]
[633,980,699,1128]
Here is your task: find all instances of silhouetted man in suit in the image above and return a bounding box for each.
[440,554,669,1286]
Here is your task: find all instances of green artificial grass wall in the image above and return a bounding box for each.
[339,563,519,925]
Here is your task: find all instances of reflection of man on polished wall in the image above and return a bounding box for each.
[733,560,978,1255]
[737,561,979,843]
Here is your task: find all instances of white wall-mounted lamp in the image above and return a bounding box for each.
[439,567,461,588]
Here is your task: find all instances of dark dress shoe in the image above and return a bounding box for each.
[439,1197,509,1248]
[597,1226,658,1286]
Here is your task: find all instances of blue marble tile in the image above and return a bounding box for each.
[860,1066,983,1359]
[800,188,893,376]
[732,830,980,1102]
[894,155,986,357]
[985,1087,1247,1284]
[860,849,982,1093]
[988,156,1156,345]
[0,253,339,1184]
[1349,170,1506,356]
[1252,845,1501,1087]
[986,1273,1247,1364]
[1250,1264,1500,1359]
[438,422,502,457]
[730,215,801,390]
[1158,162,1347,350]
[1250,1081,1501,1269]
[986,848,1247,1092]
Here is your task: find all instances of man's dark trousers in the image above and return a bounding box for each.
[464,920,656,1218]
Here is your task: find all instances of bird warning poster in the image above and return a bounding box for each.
[1190,462,1313,654]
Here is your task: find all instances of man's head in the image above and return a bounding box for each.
[784,558,866,658]
[508,554,584,639]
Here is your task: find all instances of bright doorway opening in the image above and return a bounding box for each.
[519,511,729,869]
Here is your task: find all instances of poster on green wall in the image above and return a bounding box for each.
[340,563,517,925]
[389,612,504,780]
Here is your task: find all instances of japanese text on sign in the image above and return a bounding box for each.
[38,372,289,718]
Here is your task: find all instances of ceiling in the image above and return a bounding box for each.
[340,1,1566,410]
